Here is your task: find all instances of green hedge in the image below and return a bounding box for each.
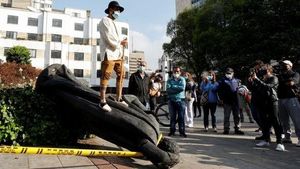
[0,86,79,146]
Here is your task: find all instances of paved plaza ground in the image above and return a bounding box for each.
[1,107,300,169]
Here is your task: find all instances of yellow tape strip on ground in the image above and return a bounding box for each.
[0,146,143,157]
[0,134,164,157]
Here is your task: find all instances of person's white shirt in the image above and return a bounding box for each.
[99,16,123,61]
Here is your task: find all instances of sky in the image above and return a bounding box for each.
[53,0,176,70]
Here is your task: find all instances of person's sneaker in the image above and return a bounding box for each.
[213,127,217,132]
[99,103,112,112]
[249,120,254,123]
[223,130,229,134]
[118,99,128,107]
[180,133,187,138]
[275,144,285,151]
[255,135,265,140]
[296,140,300,147]
[255,128,261,132]
[282,138,292,144]
[204,127,208,132]
[256,141,270,147]
[168,132,175,136]
[235,130,245,135]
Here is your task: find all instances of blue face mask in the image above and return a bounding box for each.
[112,11,120,19]
[207,76,213,81]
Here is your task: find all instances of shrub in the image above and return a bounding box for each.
[0,62,41,88]
[5,46,31,64]
[0,64,80,146]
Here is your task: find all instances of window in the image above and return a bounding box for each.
[27,33,38,41]
[51,50,61,58]
[96,69,101,78]
[29,49,36,58]
[28,18,38,26]
[96,39,100,45]
[73,12,80,17]
[74,52,84,61]
[97,24,100,32]
[52,19,62,27]
[7,15,18,24]
[74,69,83,77]
[4,47,10,56]
[97,53,101,61]
[51,34,62,42]
[74,38,84,44]
[121,27,128,35]
[74,23,84,31]
[6,31,17,39]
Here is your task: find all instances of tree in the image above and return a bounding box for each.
[5,46,31,64]
[164,0,300,79]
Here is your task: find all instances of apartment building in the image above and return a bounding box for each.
[0,4,130,87]
[129,51,145,75]
[176,0,206,16]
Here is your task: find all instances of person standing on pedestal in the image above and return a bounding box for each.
[98,1,128,112]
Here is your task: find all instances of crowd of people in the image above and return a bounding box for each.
[164,60,299,152]
[125,59,300,152]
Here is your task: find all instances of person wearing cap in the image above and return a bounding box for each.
[128,61,150,106]
[277,60,300,146]
[98,1,128,112]
[218,68,244,135]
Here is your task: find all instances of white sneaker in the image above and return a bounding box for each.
[256,141,270,147]
[99,103,112,112]
[119,100,128,107]
[296,140,300,147]
[275,144,285,151]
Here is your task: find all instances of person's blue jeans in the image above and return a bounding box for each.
[169,99,186,134]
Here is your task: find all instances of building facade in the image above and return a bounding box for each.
[176,0,206,16]
[0,4,130,87]
[129,50,145,75]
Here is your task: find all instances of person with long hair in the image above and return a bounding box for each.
[183,72,197,128]
[200,70,219,132]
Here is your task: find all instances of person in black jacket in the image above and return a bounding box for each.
[128,61,150,106]
[277,60,300,146]
[218,68,244,135]
[248,64,285,151]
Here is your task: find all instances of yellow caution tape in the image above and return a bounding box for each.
[156,133,163,146]
[0,146,143,157]
[0,134,164,157]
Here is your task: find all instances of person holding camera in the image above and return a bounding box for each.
[248,64,285,151]
[277,60,300,146]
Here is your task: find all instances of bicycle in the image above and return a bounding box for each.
[153,92,171,127]
[154,101,170,127]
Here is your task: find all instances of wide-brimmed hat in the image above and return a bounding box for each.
[105,1,124,14]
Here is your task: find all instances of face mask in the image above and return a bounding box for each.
[137,66,145,72]
[225,74,233,79]
[207,76,213,81]
[112,11,120,19]
[173,73,180,78]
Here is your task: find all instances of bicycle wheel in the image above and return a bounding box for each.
[155,102,170,127]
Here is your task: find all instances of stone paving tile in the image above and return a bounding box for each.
[28,154,62,168]
[0,154,28,169]
[58,155,97,169]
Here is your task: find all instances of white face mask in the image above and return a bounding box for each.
[112,11,120,19]
[137,66,145,72]
[173,73,180,78]
[225,74,233,79]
